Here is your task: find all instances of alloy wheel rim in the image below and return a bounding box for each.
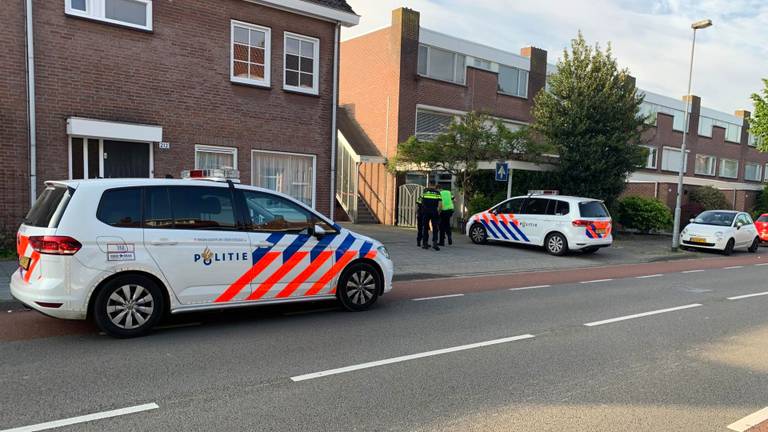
[549,236,563,253]
[107,284,154,330]
[347,270,376,305]
[471,226,484,242]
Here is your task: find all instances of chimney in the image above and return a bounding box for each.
[682,94,701,135]
[520,47,547,100]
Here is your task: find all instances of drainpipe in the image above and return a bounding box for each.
[25,0,37,204]
[329,23,340,221]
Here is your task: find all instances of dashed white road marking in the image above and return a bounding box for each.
[509,285,551,291]
[0,403,159,432]
[755,263,768,267]
[579,279,613,284]
[291,334,536,382]
[727,407,768,432]
[635,274,663,279]
[584,304,703,327]
[682,269,705,274]
[412,294,465,302]
[727,291,768,301]
[723,266,744,270]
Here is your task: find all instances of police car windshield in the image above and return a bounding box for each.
[694,211,736,227]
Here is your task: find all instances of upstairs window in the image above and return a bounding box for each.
[719,158,739,179]
[417,44,466,85]
[65,0,153,31]
[415,109,455,141]
[498,65,529,98]
[745,162,762,182]
[640,145,657,169]
[231,21,271,87]
[284,33,319,95]
[640,102,685,131]
[694,154,716,176]
[699,116,742,143]
[661,147,689,172]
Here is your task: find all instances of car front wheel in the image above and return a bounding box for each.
[93,274,165,338]
[469,223,488,244]
[723,238,735,256]
[338,262,381,312]
[545,233,568,256]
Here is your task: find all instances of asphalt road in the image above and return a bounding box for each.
[2,255,768,431]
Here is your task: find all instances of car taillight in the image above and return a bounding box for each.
[572,220,594,227]
[28,236,82,255]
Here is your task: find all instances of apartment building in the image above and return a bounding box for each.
[0,0,358,229]
[338,7,766,225]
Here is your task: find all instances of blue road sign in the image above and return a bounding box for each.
[495,162,509,182]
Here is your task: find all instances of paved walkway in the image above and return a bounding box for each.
[0,260,16,301]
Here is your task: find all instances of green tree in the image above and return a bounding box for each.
[752,78,768,151]
[531,32,647,207]
[390,111,542,214]
[689,186,730,210]
[616,196,673,233]
[753,184,768,217]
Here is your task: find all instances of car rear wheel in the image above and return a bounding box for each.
[545,233,568,256]
[749,237,760,253]
[469,223,488,244]
[722,238,735,256]
[93,274,165,338]
[338,262,381,312]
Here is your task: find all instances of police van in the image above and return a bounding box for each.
[12,170,393,338]
[466,194,613,256]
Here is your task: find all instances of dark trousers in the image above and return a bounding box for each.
[439,209,454,244]
[416,212,424,245]
[421,211,439,247]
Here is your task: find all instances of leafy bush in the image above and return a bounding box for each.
[681,202,705,227]
[753,185,768,219]
[0,226,16,259]
[689,186,730,210]
[467,194,497,216]
[616,196,673,233]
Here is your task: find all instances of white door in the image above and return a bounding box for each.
[143,185,252,305]
[490,198,527,244]
[517,198,550,246]
[734,213,756,247]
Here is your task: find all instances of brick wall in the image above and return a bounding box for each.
[3,0,339,225]
[0,0,31,229]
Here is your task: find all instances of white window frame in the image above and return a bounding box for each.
[195,145,238,170]
[694,154,716,176]
[283,32,320,95]
[65,0,153,31]
[661,146,689,173]
[764,163,768,183]
[744,162,762,182]
[67,136,154,179]
[497,65,529,98]
[251,150,317,208]
[719,158,739,179]
[231,20,271,88]
[640,145,657,169]
[417,44,467,85]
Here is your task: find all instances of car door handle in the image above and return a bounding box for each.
[254,242,274,248]
[150,239,178,246]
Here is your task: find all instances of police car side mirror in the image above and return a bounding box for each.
[313,224,327,239]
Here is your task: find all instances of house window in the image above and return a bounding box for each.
[69,137,152,179]
[195,145,237,171]
[640,102,685,131]
[498,65,529,98]
[745,162,762,182]
[719,158,739,179]
[640,145,657,169]
[231,21,271,87]
[749,133,763,147]
[765,164,768,182]
[417,44,466,85]
[65,0,152,31]
[284,33,319,94]
[415,109,455,141]
[694,154,716,176]
[252,150,315,207]
[473,58,493,71]
[699,116,742,142]
[661,147,689,172]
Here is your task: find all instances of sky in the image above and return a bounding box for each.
[342,0,768,115]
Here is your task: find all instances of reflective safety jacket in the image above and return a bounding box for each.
[421,189,441,213]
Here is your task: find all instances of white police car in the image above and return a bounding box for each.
[12,170,393,338]
[466,195,613,256]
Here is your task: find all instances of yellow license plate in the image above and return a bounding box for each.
[690,237,707,243]
[19,256,30,270]
[596,229,606,235]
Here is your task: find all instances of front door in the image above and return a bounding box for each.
[143,185,252,305]
[103,140,151,178]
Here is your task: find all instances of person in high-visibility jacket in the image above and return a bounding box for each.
[420,187,442,251]
[437,185,454,246]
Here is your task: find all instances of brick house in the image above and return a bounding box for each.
[0,0,358,229]
[338,7,766,226]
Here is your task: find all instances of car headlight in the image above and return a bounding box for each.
[681,227,688,235]
[377,245,390,259]
[715,231,724,239]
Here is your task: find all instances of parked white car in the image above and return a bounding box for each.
[12,172,393,338]
[680,210,760,255]
[466,195,613,256]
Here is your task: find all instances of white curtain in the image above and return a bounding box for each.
[196,150,235,170]
[252,151,314,206]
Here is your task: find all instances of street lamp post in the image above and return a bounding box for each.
[672,19,713,251]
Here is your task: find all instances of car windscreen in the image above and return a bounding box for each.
[578,201,609,218]
[23,185,72,228]
[693,211,736,227]
[758,215,768,223]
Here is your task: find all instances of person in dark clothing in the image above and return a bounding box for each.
[437,185,454,246]
[420,187,442,251]
[416,196,424,247]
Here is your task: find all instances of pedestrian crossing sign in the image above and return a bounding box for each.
[495,162,509,182]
